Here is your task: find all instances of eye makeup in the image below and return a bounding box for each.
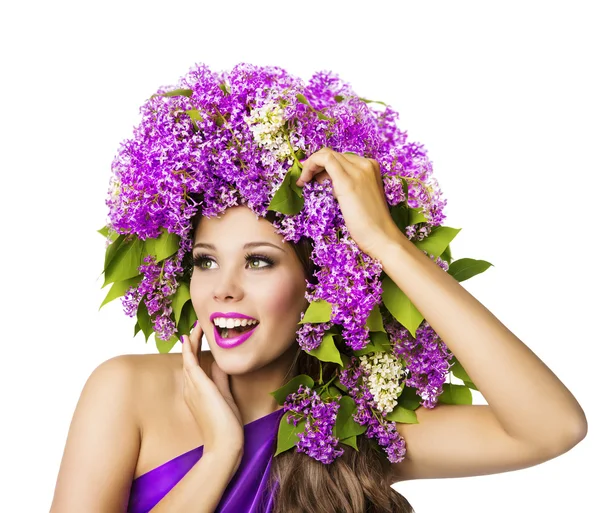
[192,252,275,270]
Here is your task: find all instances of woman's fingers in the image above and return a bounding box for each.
[182,321,203,370]
[296,147,350,187]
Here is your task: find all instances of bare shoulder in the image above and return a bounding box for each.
[127,349,215,381]
[50,355,141,512]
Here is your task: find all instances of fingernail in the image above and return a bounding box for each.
[180,335,184,344]
[193,320,198,328]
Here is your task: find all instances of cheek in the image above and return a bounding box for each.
[259,274,307,321]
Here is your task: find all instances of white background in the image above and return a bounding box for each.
[1,0,597,511]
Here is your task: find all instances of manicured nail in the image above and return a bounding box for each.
[180,335,184,344]
[193,320,198,328]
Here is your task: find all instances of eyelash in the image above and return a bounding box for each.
[192,252,275,271]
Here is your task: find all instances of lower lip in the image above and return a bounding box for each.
[213,323,259,349]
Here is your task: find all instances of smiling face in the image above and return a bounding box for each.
[190,205,310,375]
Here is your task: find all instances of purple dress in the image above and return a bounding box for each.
[127,408,286,513]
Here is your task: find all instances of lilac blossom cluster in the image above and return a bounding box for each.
[339,357,407,463]
[121,253,186,341]
[384,311,454,409]
[282,384,345,464]
[104,62,450,463]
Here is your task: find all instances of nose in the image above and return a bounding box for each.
[212,267,244,302]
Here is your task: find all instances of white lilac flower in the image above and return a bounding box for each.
[358,351,407,414]
[244,99,292,161]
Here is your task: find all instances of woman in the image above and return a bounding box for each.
[50,63,587,513]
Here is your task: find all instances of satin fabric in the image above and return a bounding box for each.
[127,408,286,513]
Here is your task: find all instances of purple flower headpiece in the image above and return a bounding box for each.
[99,62,488,464]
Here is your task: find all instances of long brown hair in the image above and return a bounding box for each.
[191,208,414,512]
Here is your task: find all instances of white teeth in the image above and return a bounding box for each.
[213,317,258,328]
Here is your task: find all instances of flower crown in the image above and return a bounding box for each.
[98,62,491,464]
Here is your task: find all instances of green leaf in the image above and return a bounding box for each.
[275,411,306,456]
[397,386,421,410]
[134,321,141,338]
[316,112,329,120]
[298,299,333,324]
[390,204,410,233]
[440,244,453,264]
[381,276,423,338]
[155,333,179,354]
[97,225,119,242]
[335,395,367,439]
[103,233,126,274]
[218,83,230,95]
[307,333,343,366]
[447,258,493,282]
[144,227,180,263]
[184,109,204,131]
[296,93,311,106]
[169,281,191,325]
[176,300,197,337]
[103,237,145,287]
[270,374,315,405]
[136,300,153,343]
[151,88,193,99]
[449,355,475,384]
[333,376,348,392]
[386,403,418,424]
[401,178,409,203]
[366,305,385,332]
[370,331,392,351]
[359,97,387,106]
[354,331,392,356]
[340,352,351,368]
[413,226,461,258]
[321,385,343,400]
[334,95,345,103]
[267,161,304,215]
[438,383,473,405]
[99,275,143,310]
[408,207,428,225]
[462,380,479,391]
[339,434,358,450]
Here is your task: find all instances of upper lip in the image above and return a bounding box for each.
[210,312,259,323]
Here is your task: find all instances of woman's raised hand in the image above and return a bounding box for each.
[296,147,402,261]
[181,323,244,455]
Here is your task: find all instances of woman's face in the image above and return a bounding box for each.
[190,205,309,374]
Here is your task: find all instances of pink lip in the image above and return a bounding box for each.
[213,322,259,349]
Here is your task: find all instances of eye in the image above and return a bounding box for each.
[245,253,275,269]
[192,252,275,271]
[192,253,215,270]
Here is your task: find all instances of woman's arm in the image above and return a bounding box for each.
[377,232,587,450]
[150,448,242,513]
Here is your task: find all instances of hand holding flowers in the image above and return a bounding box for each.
[296,148,404,261]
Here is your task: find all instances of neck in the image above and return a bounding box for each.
[229,343,300,425]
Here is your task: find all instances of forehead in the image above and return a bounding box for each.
[194,206,284,244]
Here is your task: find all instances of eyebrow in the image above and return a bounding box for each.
[193,241,285,253]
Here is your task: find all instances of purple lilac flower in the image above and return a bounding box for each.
[384,311,454,409]
[283,384,345,464]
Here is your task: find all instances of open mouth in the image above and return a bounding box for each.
[217,322,258,339]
